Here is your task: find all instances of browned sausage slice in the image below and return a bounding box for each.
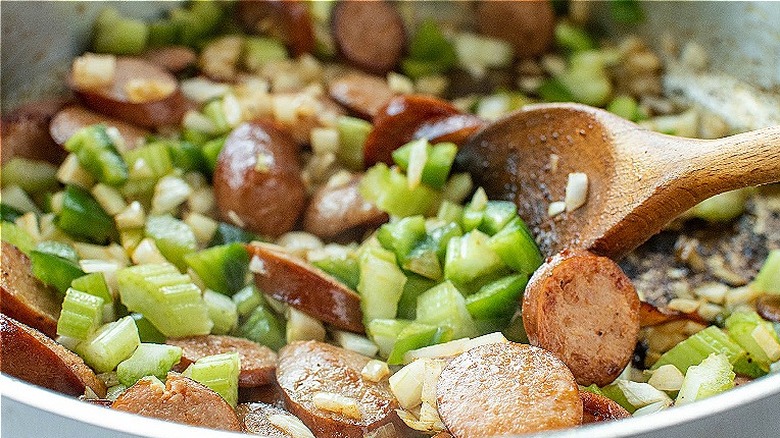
[364,94,460,166]
[237,402,302,437]
[50,105,149,150]
[329,72,395,120]
[303,174,388,240]
[167,335,277,387]
[70,57,186,128]
[580,391,631,423]
[331,0,406,75]
[476,0,556,58]
[142,46,197,73]
[757,294,780,323]
[0,314,107,398]
[436,342,582,437]
[240,382,286,406]
[1,242,61,338]
[277,341,404,437]
[522,249,641,386]
[214,121,306,237]
[236,0,316,56]
[412,113,485,146]
[1,99,69,165]
[248,243,364,332]
[112,372,242,431]
[639,301,708,327]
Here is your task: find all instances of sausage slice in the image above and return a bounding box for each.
[276,341,403,437]
[0,314,107,398]
[476,0,556,58]
[331,0,406,75]
[112,372,242,431]
[522,249,641,386]
[1,99,68,165]
[237,402,303,437]
[756,294,780,323]
[168,335,277,387]
[236,0,316,56]
[1,242,61,338]
[70,57,186,128]
[142,46,197,73]
[303,174,388,240]
[240,382,285,406]
[248,243,364,332]
[214,121,306,237]
[329,72,395,120]
[580,391,631,424]
[412,114,485,147]
[436,342,582,437]
[50,105,149,150]
[363,94,460,166]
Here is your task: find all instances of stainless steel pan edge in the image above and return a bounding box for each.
[2,2,780,437]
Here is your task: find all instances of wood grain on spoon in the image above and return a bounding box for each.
[458,103,780,259]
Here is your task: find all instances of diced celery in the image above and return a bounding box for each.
[425,221,463,262]
[76,316,141,373]
[610,0,645,24]
[71,272,113,303]
[488,217,543,276]
[116,343,182,386]
[1,158,58,193]
[57,288,105,340]
[397,274,438,320]
[0,221,36,255]
[387,323,450,365]
[92,8,149,55]
[444,230,505,285]
[131,313,167,344]
[607,95,642,122]
[336,116,371,171]
[30,241,85,295]
[232,285,263,318]
[725,311,780,372]
[145,215,197,270]
[183,352,240,407]
[312,255,360,291]
[148,19,180,47]
[357,247,407,325]
[377,216,427,267]
[58,185,117,244]
[184,243,249,296]
[651,326,747,374]
[538,77,576,103]
[689,190,749,223]
[676,353,734,405]
[360,164,439,218]
[205,290,239,335]
[366,319,413,358]
[554,21,596,53]
[202,100,231,135]
[465,274,528,320]
[461,188,488,232]
[117,263,212,338]
[209,222,256,246]
[478,201,518,236]
[235,304,286,351]
[402,19,457,79]
[64,125,129,186]
[202,136,227,173]
[161,140,207,174]
[403,249,442,280]
[436,201,463,225]
[122,142,174,199]
[557,51,612,107]
[170,1,224,47]
[416,281,478,339]
[243,37,288,71]
[600,382,637,414]
[754,250,780,294]
[392,141,458,189]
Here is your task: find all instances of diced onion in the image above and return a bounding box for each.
[267,414,315,438]
[564,172,588,212]
[183,110,217,134]
[616,380,672,408]
[403,338,470,364]
[312,392,362,420]
[548,201,566,217]
[57,154,95,188]
[92,184,127,216]
[151,176,192,215]
[249,255,266,274]
[387,72,414,94]
[184,212,219,245]
[71,53,116,89]
[647,364,685,392]
[389,359,426,410]
[361,359,390,382]
[285,307,326,343]
[333,330,379,358]
[131,238,169,265]
[693,282,729,304]
[632,399,672,417]
[2,185,42,215]
[751,324,780,362]
[124,78,175,103]
[180,77,231,103]
[310,127,340,155]
[415,75,448,97]
[276,232,323,259]
[115,201,146,230]
[667,298,701,314]
[406,139,428,190]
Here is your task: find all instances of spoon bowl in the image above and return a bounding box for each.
[458,103,780,259]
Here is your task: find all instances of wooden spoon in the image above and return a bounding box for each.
[457,102,780,259]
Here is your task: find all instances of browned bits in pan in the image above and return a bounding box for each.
[1,313,107,398]
[436,342,582,437]
[523,249,641,386]
[580,390,631,423]
[112,372,242,431]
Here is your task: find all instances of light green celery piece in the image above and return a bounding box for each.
[71,272,113,303]
[145,215,197,271]
[57,288,105,340]
[0,221,36,255]
[204,290,238,335]
[676,353,735,405]
[1,158,58,193]
[366,319,413,359]
[117,263,213,338]
[116,343,183,387]
[416,281,478,339]
[234,303,286,351]
[725,311,780,370]
[232,285,263,318]
[357,246,407,325]
[76,316,140,373]
[359,163,438,218]
[444,230,505,285]
[183,352,240,407]
[336,116,372,171]
[651,326,746,374]
[754,250,780,294]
